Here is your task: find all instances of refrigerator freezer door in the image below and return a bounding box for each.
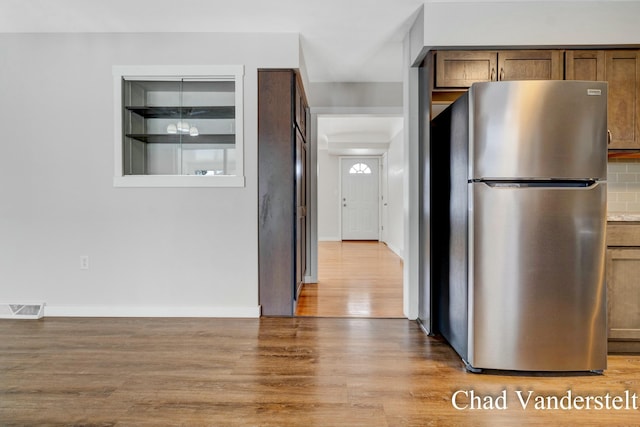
[469,181,607,371]
[470,80,608,181]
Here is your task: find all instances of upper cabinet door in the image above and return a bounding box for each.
[606,50,640,150]
[498,50,564,81]
[435,50,563,88]
[565,50,606,81]
[435,51,498,88]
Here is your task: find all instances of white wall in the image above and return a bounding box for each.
[402,26,421,320]
[386,130,405,258]
[308,82,403,108]
[420,1,640,55]
[317,149,341,241]
[0,32,299,317]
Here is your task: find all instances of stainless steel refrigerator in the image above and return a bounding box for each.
[431,80,608,373]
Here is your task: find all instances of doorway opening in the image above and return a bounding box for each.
[296,114,405,318]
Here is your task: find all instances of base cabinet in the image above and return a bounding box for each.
[606,223,640,352]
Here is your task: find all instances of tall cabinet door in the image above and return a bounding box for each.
[258,70,295,316]
[258,69,309,316]
[606,50,640,149]
[295,130,307,299]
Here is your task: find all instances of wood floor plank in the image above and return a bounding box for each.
[2,317,640,425]
[296,241,404,317]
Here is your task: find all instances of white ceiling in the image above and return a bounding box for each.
[0,0,424,83]
[0,1,630,154]
[317,115,403,156]
[0,0,420,154]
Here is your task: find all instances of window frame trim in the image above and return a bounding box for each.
[112,65,245,188]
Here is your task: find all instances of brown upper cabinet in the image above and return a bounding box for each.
[566,50,640,150]
[435,51,496,87]
[435,50,564,88]
[565,50,605,81]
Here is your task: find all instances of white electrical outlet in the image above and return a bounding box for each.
[80,256,89,270]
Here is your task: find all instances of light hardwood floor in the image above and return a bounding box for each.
[295,241,404,318]
[2,317,640,426]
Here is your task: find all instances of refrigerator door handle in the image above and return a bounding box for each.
[481,180,598,189]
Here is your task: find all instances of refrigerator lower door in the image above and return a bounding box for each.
[469,181,607,371]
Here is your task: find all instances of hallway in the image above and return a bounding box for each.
[295,241,404,318]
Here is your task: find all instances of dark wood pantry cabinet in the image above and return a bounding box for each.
[258,69,309,316]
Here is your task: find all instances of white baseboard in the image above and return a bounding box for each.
[385,242,404,260]
[318,236,341,241]
[44,305,261,318]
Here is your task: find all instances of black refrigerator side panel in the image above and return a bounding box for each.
[430,107,450,337]
[449,93,471,360]
[431,92,470,359]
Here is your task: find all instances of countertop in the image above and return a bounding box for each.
[607,212,640,222]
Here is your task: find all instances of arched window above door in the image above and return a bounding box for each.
[349,163,372,174]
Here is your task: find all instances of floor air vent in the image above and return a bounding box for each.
[0,303,45,319]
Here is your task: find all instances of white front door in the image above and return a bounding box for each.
[341,157,380,240]
[380,153,389,244]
